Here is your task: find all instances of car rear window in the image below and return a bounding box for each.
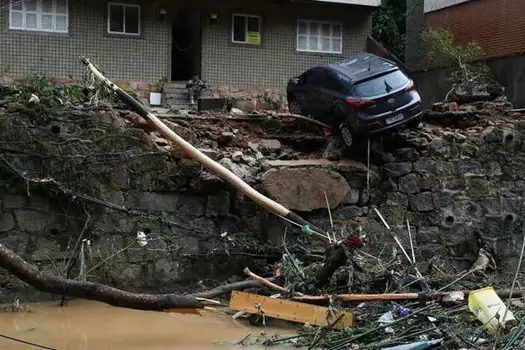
[352,70,409,97]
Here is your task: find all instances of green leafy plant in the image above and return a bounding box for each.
[372,0,406,60]
[422,28,497,101]
[257,92,281,111]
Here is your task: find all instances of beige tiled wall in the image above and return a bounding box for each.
[0,0,372,90]
[0,0,171,82]
[200,2,372,90]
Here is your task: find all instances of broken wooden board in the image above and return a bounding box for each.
[229,291,352,329]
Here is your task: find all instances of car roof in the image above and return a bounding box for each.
[329,53,398,83]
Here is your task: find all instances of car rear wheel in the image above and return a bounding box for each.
[340,125,353,147]
[288,98,303,115]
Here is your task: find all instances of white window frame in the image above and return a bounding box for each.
[296,19,343,54]
[231,13,262,44]
[107,2,141,36]
[9,0,69,33]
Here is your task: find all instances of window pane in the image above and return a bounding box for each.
[298,21,307,35]
[11,1,23,10]
[109,5,124,32]
[56,14,67,31]
[25,0,37,11]
[322,23,330,37]
[308,36,318,51]
[56,0,67,14]
[298,35,307,50]
[42,0,53,13]
[353,70,409,97]
[26,13,37,28]
[247,17,259,32]
[333,38,342,52]
[42,14,53,29]
[309,22,318,36]
[321,37,330,52]
[10,12,23,27]
[233,15,246,42]
[125,6,139,34]
[333,24,342,37]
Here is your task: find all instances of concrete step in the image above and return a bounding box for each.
[164,82,187,89]
[165,91,189,99]
[166,97,191,104]
[168,103,194,110]
[164,86,188,93]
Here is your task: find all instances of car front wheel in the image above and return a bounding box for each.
[288,98,303,115]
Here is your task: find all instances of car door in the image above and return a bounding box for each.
[301,68,325,117]
[291,71,312,114]
[316,71,350,125]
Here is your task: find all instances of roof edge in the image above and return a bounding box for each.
[424,0,472,13]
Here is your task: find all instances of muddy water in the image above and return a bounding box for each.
[0,300,296,350]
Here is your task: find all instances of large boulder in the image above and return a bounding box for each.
[262,168,350,211]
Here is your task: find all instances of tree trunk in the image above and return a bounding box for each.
[0,243,202,310]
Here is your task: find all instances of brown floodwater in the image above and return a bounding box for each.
[0,300,297,350]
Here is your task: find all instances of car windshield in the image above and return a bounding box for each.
[352,70,409,97]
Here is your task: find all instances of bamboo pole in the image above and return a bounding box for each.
[80,57,325,241]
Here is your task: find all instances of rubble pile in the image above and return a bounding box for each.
[1,77,525,348]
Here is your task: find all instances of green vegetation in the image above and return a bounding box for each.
[422,28,496,100]
[372,0,406,60]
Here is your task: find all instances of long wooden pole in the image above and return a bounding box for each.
[80,58,324,240]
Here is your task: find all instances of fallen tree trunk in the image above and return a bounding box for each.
[0,243,202,310]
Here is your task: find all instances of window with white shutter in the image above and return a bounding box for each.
[297,20,342,54]
[9,0,68,33]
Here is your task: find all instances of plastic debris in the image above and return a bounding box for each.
[396,305,410,318]
[381,338,443,350]
[378,311,395,324]
[136,231,148,247]
[468,287,517,330]
[29,94,40,103]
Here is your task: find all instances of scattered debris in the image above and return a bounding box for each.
[229,291,353,329]
[469,287,517,330]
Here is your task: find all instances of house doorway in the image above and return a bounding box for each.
[171,11,201,81]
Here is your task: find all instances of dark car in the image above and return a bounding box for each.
[287,53,422,146]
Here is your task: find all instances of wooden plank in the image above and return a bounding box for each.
[229,291,352,329]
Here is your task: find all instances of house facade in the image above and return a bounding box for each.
[0,0,380,102]
[405,0,525,108]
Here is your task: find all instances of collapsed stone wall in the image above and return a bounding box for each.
[0,99,523,302]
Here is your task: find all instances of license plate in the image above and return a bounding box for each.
[385,113,404,125]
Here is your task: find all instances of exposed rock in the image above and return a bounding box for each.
[198,148,220,161]
[124,192,178,212]
[260,139,281,151]
[219,158,255,182]
[206,191,230,216]
[232,151,243,162]
[14,210,60,234]
[409,192,435,212]
[218,131,235,146]
[262,167,350,211]
[0,212,15,232]
[342,188,360,205]
[322,137,345,161]
[399,174,420,194]
[384,162,412,178]
[336,206,363,220]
